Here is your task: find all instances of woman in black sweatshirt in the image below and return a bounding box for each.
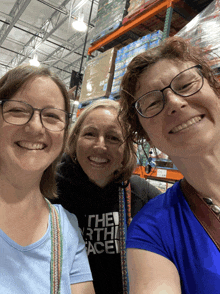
[53,99,161,294]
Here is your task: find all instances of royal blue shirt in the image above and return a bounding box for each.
[127,181,220,294]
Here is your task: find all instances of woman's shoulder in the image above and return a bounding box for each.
[53,204,79,232]
[57,154,75,178]
[129,175,161,201]
[56,154,88,186]
[127,181,186,247]
[132,181,184,219]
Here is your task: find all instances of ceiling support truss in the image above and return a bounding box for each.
[8,0,72,68]
[0,0,31,47]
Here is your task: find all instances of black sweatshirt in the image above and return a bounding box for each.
[53,154,161,294]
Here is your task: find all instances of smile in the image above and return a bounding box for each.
[89,156,109,164]
[170,115,203,134]
[16,141,46,150]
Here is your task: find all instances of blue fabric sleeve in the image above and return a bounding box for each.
[127,194,172,260]
[126,182,220,294]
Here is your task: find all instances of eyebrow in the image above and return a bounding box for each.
[81,125,122,134]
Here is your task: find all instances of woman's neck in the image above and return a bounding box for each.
[172,152,220,206]
[0,169,43,205]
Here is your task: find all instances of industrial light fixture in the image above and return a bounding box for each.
[29,54,40,67]
[72,12,87,32]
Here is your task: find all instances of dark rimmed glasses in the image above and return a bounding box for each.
[0,100,72,132]
[133,65,204,118]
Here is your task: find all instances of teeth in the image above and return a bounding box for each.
[89,157,108,163]
[171,116,202,134]
[17,141,45,150]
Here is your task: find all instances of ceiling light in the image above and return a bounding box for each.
[72,12,87,32]
[29,55,40,67]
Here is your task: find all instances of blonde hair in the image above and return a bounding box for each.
[66,99,137,183]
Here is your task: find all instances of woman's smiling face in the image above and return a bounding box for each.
[76,107,125,187]
[135,59,220,158]
[0,76,65,176]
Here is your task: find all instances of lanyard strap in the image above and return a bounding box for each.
[46,199,63,294]
[180,178,220,251]
[119,184,131,294]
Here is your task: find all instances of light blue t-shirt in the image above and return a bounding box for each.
[0,204,92,294]
[127,181,220,294]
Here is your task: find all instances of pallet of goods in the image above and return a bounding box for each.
[123,0,162,24]
[90,0,129,44]
[176,0,220,76]
[111,30,163,97]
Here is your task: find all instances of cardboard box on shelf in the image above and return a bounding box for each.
[79,48,117,103]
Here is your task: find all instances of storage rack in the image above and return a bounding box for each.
[133,165,183,182]
[88,0,183,55]
[86,0,188,183]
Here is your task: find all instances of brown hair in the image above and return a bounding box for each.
[66,99,137,183]
[120,36,220,144]
[0,64,71,199]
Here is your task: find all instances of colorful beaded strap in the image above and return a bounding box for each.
[45,199,63,294]
[119,184,131,294]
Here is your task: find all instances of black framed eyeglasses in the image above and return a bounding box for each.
[0,100,72,132]
[134,64,203,118]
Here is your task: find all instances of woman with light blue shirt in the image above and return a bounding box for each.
[0,64,95,294]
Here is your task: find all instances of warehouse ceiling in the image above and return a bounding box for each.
[0,0,99,89]
[0,0,214,90]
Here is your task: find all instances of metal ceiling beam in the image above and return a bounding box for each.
[37,0,69,14]
[1,45,72,74]
[0,11,76,48]
[56,54,85,79]
[42,28,94,68]
[0,18,89,58]
[36,0,95,28]
[8,0,72,67]
[8,0,96,68]
[42,31,85,63]
[0,0,31,47]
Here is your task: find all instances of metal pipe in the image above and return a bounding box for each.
[37,0,68,15]
[74,0,95,101]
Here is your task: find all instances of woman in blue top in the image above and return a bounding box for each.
[120,36,220,293]
[0,65,94,294]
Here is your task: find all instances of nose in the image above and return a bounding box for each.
[94,136,107,151]
[24,110,44,133]
[164,89,188,115]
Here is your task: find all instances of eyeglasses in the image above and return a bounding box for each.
[0,100,72,132]
[134,65,204,118]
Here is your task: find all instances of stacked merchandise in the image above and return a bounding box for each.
[127,0,158,18]
[148,148,178,170]
[176,0,220,76]
[90,0,129,44]
[136,141,150,167]
[111,30,163,97]
[127,0,146,16]
[147,179,174,193]
[79,48,117,104]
